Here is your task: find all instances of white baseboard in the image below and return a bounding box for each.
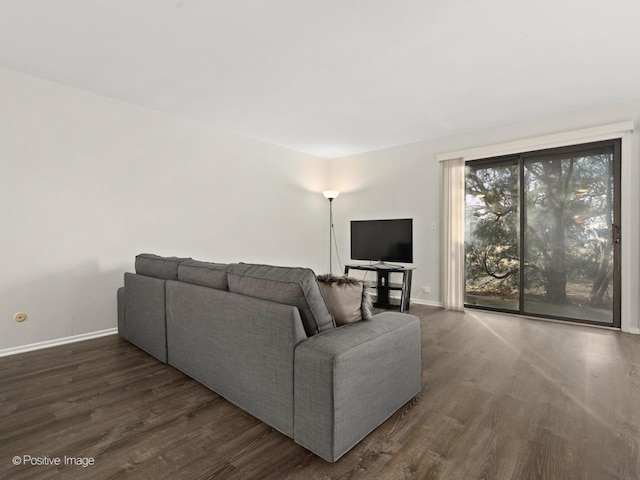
[0,328,118,358]
[410,298,443,308]
[379,293,443,309]
[629,327,640,335]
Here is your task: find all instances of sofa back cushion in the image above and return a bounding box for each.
[178,259,228,290]
[227,263,335,336]
[135,253,190,280]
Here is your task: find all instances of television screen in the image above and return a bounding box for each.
[350,219,413,264]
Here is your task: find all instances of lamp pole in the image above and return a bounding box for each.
[322,190,340,274]
[328,197,334,274]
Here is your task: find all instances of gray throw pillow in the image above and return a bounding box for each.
[317,274,373,326]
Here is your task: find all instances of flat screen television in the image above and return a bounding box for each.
[350,218,413,265]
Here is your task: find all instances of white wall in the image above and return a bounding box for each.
[329,101,640,332]
[3,67,639,352]
[0,68,329,351]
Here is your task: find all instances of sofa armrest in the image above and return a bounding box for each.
[294,312,421,462]
[122,272,169,362]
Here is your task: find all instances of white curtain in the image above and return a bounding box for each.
[441,157,465,311]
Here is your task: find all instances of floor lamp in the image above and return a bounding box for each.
[323,190,339,274]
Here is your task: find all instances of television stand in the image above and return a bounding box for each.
[369,261,404,270]
[344,264,415,312]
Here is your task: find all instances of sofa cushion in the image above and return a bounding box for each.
[317,275,373,326]
[135,253,190,280]
[227,263,335,337]
[178,259,228,290]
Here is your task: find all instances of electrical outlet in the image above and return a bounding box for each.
[422,286,431,294]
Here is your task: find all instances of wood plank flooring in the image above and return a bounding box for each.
[1,306,639,479]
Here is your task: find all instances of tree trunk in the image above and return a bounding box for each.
[544,160,569,304]
[591,274,611,307]
[546,267,568,304]
[590,243,612,307]
[590,156,614,307]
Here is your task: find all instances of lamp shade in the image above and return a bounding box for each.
[323,190,340,200]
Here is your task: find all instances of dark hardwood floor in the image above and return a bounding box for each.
[2,305,639,479]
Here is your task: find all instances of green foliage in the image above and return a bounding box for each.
[465,162,519,295]
[465,151,614,307]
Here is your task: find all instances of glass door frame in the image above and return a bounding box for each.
[465,139,621,328]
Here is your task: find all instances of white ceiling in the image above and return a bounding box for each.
[1,0,639,158]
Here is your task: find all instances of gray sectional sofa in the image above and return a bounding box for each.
[117,253,421,462]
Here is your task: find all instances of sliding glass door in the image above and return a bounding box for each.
[465,158,520,311]
[465,140,621,327]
